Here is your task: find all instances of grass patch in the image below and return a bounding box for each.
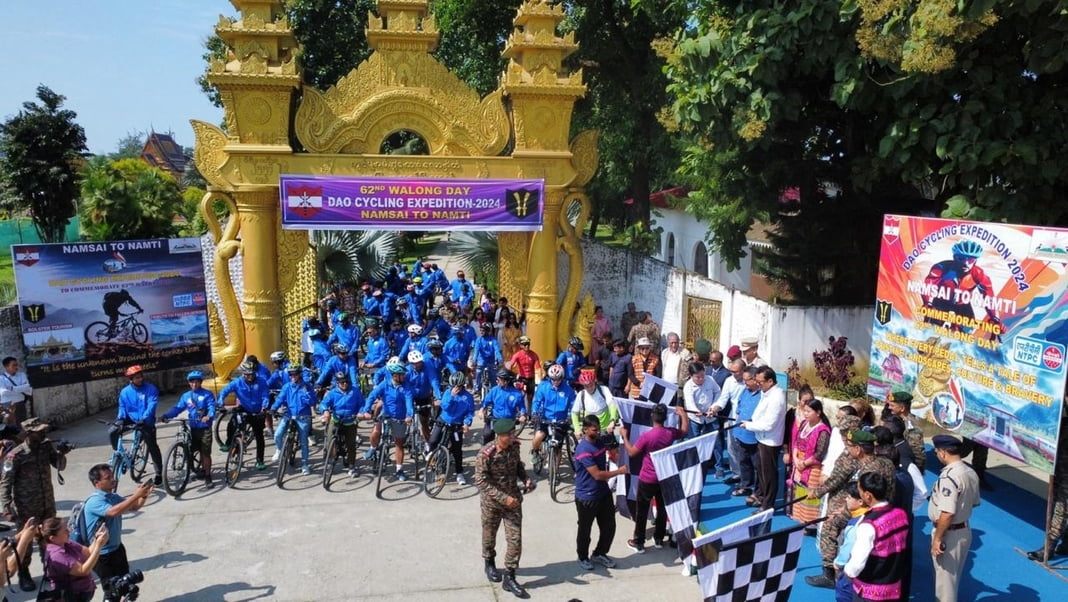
[398,232,446,266]
[0,252,14,306]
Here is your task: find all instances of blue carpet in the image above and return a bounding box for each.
[696,452,1067,600]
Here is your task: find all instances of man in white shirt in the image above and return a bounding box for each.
[660,333,692,389]
[682,362,721,440]
[0,357,32,423]
[740,366,786,511]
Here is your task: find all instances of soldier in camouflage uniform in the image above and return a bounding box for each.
[476,418,534,599]
[886,391,926,473]
[1028,397,1068,562]
[805,427,897,588]
[0,418,68,591]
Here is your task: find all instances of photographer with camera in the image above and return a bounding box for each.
[82,464,152,584]
[0,418,71,591]
[0,518,38,589]
[39,516,108,601]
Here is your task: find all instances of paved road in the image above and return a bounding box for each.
[20,407,698,601]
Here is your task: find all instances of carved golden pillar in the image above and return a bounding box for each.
[526,187,567,363]
[234,187,283,360]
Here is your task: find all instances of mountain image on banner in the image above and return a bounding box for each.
[286,185,323,218]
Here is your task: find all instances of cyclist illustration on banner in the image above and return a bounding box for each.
[920,239,1001,339]
[103,289,145,338]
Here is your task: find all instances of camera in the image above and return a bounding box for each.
[0,536,15,549]
[102,570,143,601]
[54,440,76,455]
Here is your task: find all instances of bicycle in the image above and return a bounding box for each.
[474,364,495,402]
[162,419,203,496]
[423,421,462,498]
[223,410,257,488]
[370,416,418,498]
[274,412,307,488]
[214,406,254,450]
[85,311,148,345]
[99,420,148,493]
[531,417,575,502]
[321,418,363,490]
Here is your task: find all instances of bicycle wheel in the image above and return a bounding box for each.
[322,434,339,490]
[423,446,450,498]
[374,441,388,498]
[225,438,245,488]
[84,321,112,345]
[130,437,148,482]
[214,411,231,447]
[276,432,294,488]
[548,445,561,502]
[108,452,126,493]
[131,322,149,344]
[163,442,190,496]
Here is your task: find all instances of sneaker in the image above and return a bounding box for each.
[348,467,360,478]
[154,474,163,486]
[363,449,375,461]
[653,539,664,549]
[627,539,645,554]
[271,451,280,462]
[578,558,594,570]
[591,554,616,568]
[219,444,230,452]
[255,462,267,470]
[301,466,312,476]
[395,470,409,482]
[204,478,214,489]
[456,473,469,486]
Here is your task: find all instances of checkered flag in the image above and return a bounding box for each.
[650,432,717,558]
[612,397,680,519]
[638,373,677,406]
[694,521,806,602]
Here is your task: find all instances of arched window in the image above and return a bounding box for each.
[694,241,709,276]
[666,233,676,266]
[380,130,429,155]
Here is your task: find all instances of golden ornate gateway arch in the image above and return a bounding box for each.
[193,0,598,380]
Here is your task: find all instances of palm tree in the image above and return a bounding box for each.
[448,231,498,291]
[313,230,402,284]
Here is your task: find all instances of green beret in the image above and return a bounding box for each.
[888,391,913,405]
[848,429,877,444]
[694,339,713,355]
[492,419,515,435]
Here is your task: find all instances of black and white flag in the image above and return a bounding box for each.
[650,431,717,559]
[638,373,678,406]
[694,520,805,602]
[612,397,680,519]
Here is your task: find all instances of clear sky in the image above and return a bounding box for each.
[0,1,226,155]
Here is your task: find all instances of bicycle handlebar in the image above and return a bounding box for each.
[98,419,146,430]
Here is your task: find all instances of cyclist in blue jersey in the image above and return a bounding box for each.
[362,319,389,370]
[556,337,587,385]
[319,371,366,478]
[431,371,476,485]
[317,344,360,392]
[426,307,451,341]
[360,363,416,481]
[219,362,270,469]
[326,312,361,356]
[480,369,528,444]
[271,365,316,475]
[373,356,404,389]
[444,327,473,376]
[425,338,448,383]
[161,370,217,487]
[406,350,442,444]
[473,323,504,397]
[387,320,409,356]
[530,364,577,466]
[400,324,430,361]
[309,328,331,373]
[111,365,164,485]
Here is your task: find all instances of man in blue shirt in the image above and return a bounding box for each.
[359,363,415,481]
[399,324,430,361]
[387,320,409,356]
[473,324,504,396]
[426,307,451,341]
[317,344,360,391]
[326,312,361,356]
[110,365,163,485]
[83,463,153,582]
[361,320,389,371]
[730,364,763,497]
[480,369,528,445]
[431,371,476,485]
[530,364,577,470]
[406,350,442,444]
[218,362,270,469]
[449,270,475,314]
[607,340,632,398]
[319,372,366,478]
[555,337,586,385]
[424,338,448,382]
[444,327,473,376]
[271,365,316,475]
[160,370,216,488]
[573,415,628,570]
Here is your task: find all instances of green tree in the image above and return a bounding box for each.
[79,157,189,241]
[431,0,520,96]
[110,131,145,161]
[315,230,402,285]
[0,85,87,243]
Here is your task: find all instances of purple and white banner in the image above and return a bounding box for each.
[280,176,545,231]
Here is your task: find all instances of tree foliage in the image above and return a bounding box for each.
[110,131,146,161]
[0,85,87,243]
[79,157,190,241]
[662,0,1068,304]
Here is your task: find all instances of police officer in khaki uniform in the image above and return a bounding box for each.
[475,418,534,599]
[0,418,68,591]
[928,434,980,602]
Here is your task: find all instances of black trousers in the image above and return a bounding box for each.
[756,443,781,510]
[633,479,667,544]
[94,543,130,582]
[428,423,465,471]
[576,495,616,560]
[227,413,267,463]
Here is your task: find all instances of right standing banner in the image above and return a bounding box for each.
[867,214,1068,473]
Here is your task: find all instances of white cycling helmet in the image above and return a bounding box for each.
[269,350,287,363]
[407,350,424,363]
[547,364,565,382]
[407,324,423,335]
[386,356,403,369]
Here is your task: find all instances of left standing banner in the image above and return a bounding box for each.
[279,175,545,231]
[11,238,212,387]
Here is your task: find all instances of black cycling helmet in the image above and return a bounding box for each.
[449,371,467,389]
[333,343,349,354]
[334,371,350,383]
[569,336,584,351]
[286,365,302,375]
[239,362,256,376]
[480,323,492,333]
[496,368,516,382]
[427,339,444,351]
